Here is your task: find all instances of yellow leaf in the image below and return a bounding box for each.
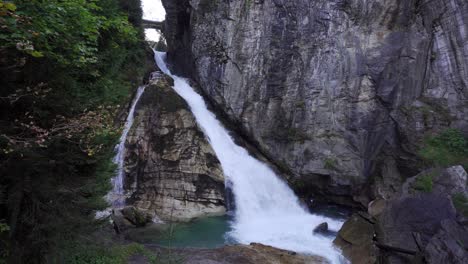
[30,50,44,58]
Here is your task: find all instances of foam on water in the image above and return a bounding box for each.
[154,51,346,263]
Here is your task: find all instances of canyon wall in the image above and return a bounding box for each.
[161,0,468,205]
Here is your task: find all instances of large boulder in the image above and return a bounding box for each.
[336,166,468,264]
[334,213,378,264]
[123,74,226,221]
[424,219,468,264]
[376,194,458,263]
[120,206,152,227]
[403,166,468,197]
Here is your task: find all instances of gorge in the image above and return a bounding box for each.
[161,0,468,206]
[112,0,468,263]
[1,0,467,263]
[154,51,345,262]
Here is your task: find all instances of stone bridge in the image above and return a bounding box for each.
[142,19,164,31]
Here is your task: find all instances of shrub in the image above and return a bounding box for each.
[63,243,158,264]
[324,158,338,171]
[419,129,468,169]
[413,173,433,192]
[452,193,468,217]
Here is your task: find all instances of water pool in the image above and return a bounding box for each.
[125,215,233,248]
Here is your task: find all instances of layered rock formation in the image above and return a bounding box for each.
[161,0,468,205]
[123,73,226,221]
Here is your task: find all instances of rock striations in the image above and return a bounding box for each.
[123,73,226,222]
[161,0,468,205]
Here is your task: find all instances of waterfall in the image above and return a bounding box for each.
[108,85,146,207]
[154,52,345,263]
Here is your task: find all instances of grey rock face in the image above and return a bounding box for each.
[435,166,468,196]
[123,74,226,221]
[424,219,468,264]
[335,166,468,263]
[403,166,468,197]
[376,194,457,255]
[162,0,468,204]
[374,193,468,264]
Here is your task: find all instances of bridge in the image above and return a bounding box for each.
[142,19,164,31]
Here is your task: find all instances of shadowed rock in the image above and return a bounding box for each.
[334,213,378,264]
[313,222,329,234]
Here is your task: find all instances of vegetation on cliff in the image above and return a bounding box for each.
[0,0,152,262]
[420,128,468,169]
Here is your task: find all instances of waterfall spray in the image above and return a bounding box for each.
[154,51,345,263]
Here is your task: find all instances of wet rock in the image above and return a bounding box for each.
[334,213,378,264]
[313,222,328,234]
[123,75,226,221]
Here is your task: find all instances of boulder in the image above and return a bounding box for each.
[123,75,226,221]
[121,206,152,227]
[368,198,387,218]
[403,166,468,197]
[433,166,468,196]
[423,219,468,264]
[313,222,328,234]
[334,213,378,264]
[111,209,134,233]
[376,194,457,263]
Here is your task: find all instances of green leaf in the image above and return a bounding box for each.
[5,3,16,11]
[30,50,44,58]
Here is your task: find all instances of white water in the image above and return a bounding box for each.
[154,52,345,263]
[109,85,146,206]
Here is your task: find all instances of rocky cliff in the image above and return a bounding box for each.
[161,0,468,205]
[123,73,226,221]
[334,165,468,264]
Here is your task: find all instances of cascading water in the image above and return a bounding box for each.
[108,85,146,207]
[154,51,346,263]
